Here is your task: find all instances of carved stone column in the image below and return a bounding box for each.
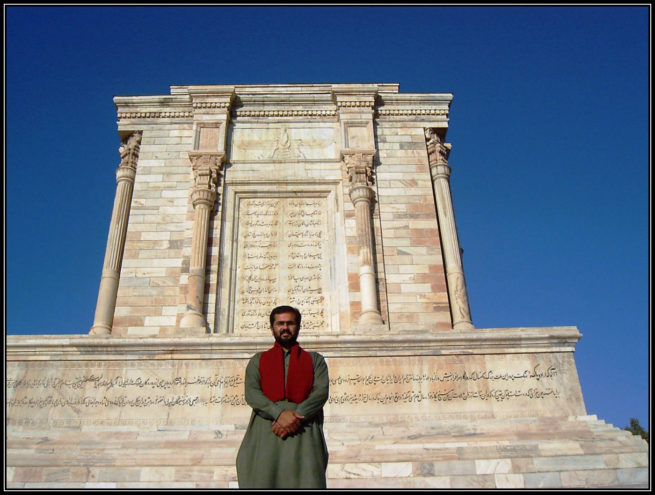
[90,132,142,335]
[179,151,224,331]
[425,128,474,330]
[343,150,384,325]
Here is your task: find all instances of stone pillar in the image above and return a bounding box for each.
[425,128,474,330]
[179,152,224,331]
[90,132,142,335]
[343,150,384,325]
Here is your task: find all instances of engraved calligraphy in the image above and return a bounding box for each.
[234,197,329,333]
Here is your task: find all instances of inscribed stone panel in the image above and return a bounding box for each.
[5,351,584,428]
[234,197,330,334]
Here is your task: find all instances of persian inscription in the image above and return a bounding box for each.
[6,355,581,427]
[234,197,329,333]
[5,373,246,410]
[6,365,560,411]
[328,364,561,404]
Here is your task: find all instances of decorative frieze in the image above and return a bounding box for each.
[334,92,376,110]
[192,101,231,109]
[335,99,376,108]
[233,109,337,118]
[117,111,193,119]
[377,107,449,116]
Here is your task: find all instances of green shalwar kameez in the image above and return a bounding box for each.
[236,350,329,489]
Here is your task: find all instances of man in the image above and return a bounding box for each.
[236,305,330,489]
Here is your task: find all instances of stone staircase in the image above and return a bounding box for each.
[323,415,649,489]
[6,415,649,489]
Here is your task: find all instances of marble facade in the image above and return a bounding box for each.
[6,83,648,488]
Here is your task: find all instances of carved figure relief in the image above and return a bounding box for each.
[230,127,337,161]
[268,127,305,160]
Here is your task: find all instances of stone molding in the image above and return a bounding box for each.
[336,98,376,108]
[192,101,231,109]
[377,107,449,116]
[233,108,337,118]
[117,110,193,119]
[7,327,583,360]
[115,106,449,120]
[114,85,452,123]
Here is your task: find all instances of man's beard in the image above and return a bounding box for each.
[275,331,297,347]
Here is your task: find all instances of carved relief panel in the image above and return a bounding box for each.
[229,125,339,162]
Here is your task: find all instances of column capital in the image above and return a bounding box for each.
[425,128,451,166]
[188,151,224,208]
[116,131,142,174]
[341,149,376,187]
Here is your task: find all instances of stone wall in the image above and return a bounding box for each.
[94,83,460,338]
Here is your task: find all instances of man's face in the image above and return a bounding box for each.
[271,311,300,347]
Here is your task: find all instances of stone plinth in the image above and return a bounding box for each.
[6,329,648,488]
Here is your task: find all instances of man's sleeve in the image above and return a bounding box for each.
[294,353,329,420]
[243,354,285,421]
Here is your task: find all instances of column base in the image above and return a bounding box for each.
[359,310,384,325]
[89,324,111,337]
[454,321,475,331]
[179,310,209,331]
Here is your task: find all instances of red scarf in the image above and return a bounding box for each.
[259,342,314,403]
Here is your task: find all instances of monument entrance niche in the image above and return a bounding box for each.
[6,83,648,489]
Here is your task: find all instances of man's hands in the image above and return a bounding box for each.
[272,410,305,439]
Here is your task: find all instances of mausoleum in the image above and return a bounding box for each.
[6,83,648,488]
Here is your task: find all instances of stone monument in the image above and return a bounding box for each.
[6,83,648,488]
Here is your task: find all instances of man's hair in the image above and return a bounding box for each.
[269,305,302,327]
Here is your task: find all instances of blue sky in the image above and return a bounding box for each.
[6,6,650,431]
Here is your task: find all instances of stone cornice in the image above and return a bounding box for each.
[114,86,453,122]
[114,95,193,120]
[376,92,452,120]
[188,87,235,116]
[6,327,582,361]
[231,92,337,119]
